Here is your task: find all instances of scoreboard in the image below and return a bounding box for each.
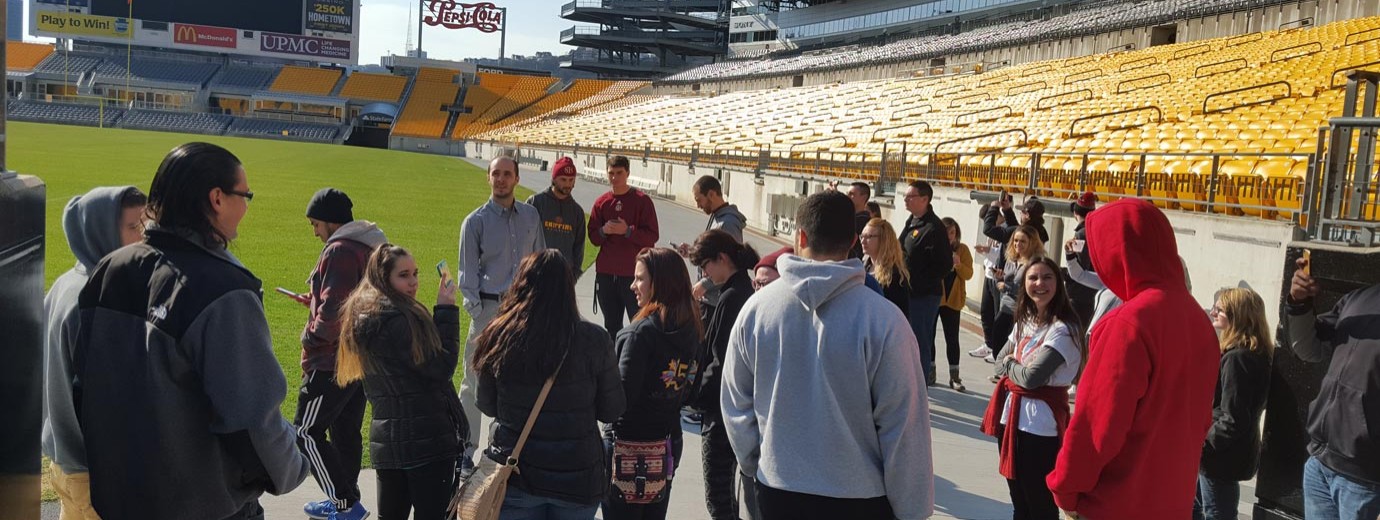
[31,0,360,64]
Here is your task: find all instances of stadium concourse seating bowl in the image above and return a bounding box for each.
[481,15,1380,220]
[227,118,341,142]
[121,110,233,135]
[8,101,124,128]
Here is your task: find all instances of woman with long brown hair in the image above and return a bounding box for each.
[987,225,1046,369]
[471,249,625,519]
[981,256,1084,520]
[939,217,974,392]
[603,248,704,520]
[335,244,463,520]
[1195,287,1272,520]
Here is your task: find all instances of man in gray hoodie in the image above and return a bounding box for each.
[43,186,146,520]
[678,175,746,303]
[722,190,934,520]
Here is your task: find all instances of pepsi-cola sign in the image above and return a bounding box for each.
[423,1,503,33]
[259,32,351,60]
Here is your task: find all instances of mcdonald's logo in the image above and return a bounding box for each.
[174,23,237,48]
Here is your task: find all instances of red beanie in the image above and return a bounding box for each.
[755,246,793,272]
[552,157,576,181]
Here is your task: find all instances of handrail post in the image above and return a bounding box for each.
[900,142,909,184]
[1136,153,1147,197]
[1207,155,1221,214]
[1078,154,1090,192]
[1028,152,1040,193]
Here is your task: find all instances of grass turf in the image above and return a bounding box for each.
[16,121,594,476]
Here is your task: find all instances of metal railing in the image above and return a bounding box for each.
[1304,71,1380,246]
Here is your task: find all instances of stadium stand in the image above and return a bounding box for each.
[269,66,343,96]
[120,110,233,135]
[7,42,55,71]
[9,101,124,127]
[664,0,1311,83]
[211,65,281,92]
[339,72,408,103]
[227,118,341,142]
[33,53,103,76]
[482,16,1380,219]
[451,73,558,139]
[392,67,460,138]
[92,58,221,86]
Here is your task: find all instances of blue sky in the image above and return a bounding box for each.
[360,0,574,64]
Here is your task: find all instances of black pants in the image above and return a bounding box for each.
[980,278,1000,346]
[595,273,639,339]
[294,370,366,509]
[937,306,962,371]
[988,310,1015,354]
[602,435,684,520]
[997,430,1062,520]
[701,408,740,520]
[755,482,894,520]
[376,458,455,520]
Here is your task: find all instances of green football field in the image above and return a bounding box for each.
[14,121,583,467]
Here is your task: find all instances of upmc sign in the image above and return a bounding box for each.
[259,32,351,60]
[174,24,238,49]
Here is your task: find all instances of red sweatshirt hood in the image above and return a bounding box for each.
[1085,198,1183,302]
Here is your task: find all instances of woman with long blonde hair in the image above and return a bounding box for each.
[1195,287,1272,520]
[987,226,1045,369]
[860,217,911,316]
[335,244,464,520]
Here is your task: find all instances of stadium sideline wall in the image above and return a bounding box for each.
[650,0,1380,95]
[471,142,1296,324]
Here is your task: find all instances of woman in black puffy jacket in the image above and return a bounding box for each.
[335,244,466,520]
[473,249,626,519]
[603,247,705,520]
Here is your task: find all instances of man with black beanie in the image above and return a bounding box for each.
[296,187,387,520]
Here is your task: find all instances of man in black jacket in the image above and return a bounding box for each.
[847,182,873,259]
[1287,257,1380,520]
[899,180,952,386]
[74,142,308,520]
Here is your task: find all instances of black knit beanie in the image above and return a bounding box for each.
[306,188,353,224]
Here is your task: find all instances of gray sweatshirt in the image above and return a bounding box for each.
[722,255,934,519]
[42,186,138,474]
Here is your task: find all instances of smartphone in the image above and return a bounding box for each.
[1071,239,1086,253]
[436,260,454,288]
[275,287,300,298]
[1302,249,1312,276]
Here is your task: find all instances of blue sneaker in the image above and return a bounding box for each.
[303,499,336,519]
[330,503,371,520]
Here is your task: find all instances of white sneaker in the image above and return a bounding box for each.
[968,346,992,358]
[984,354,996,364]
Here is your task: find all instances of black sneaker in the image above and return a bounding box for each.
[681,408,703,426]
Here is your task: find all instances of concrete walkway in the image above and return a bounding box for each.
[252,159,1255,519]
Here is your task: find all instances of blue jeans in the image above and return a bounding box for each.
[500,486,599,520]
[1192,472,1239,520]
[908,294,941,384]
[1303,456,1380,520]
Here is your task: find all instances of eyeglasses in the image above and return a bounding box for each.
[1209,306,1225,316]
[225,189,255,202]
[859,234,882,240]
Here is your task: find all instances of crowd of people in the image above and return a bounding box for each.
[36,141,1380,520]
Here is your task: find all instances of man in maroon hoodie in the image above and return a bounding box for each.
[294,188,388,520]
[588,155,659,338]
[1046,198,1218,520]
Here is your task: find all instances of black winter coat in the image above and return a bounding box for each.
[982,206,1050,245]
[612,314,701,441]
[1201,346,1271,481]
[695,270,753,410]
[355,303,465,470]
[900,209,953,297]
[477,321,625,505]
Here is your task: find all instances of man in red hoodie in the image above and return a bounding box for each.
[1046,198,1219,519]
[588,155,660,338]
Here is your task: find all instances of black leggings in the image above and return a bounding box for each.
[998,430,1062,520]
[980,278,1000,346]
[937,306,962,370]
[755,482,894,520]
[595,273,639,339]
[988,310,1015,354]
[376,458,455,520]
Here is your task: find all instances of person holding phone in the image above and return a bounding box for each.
[334,244,466,520]
[1287,254,1380,520]
[457,156,546,471]
[296,188,388,520]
